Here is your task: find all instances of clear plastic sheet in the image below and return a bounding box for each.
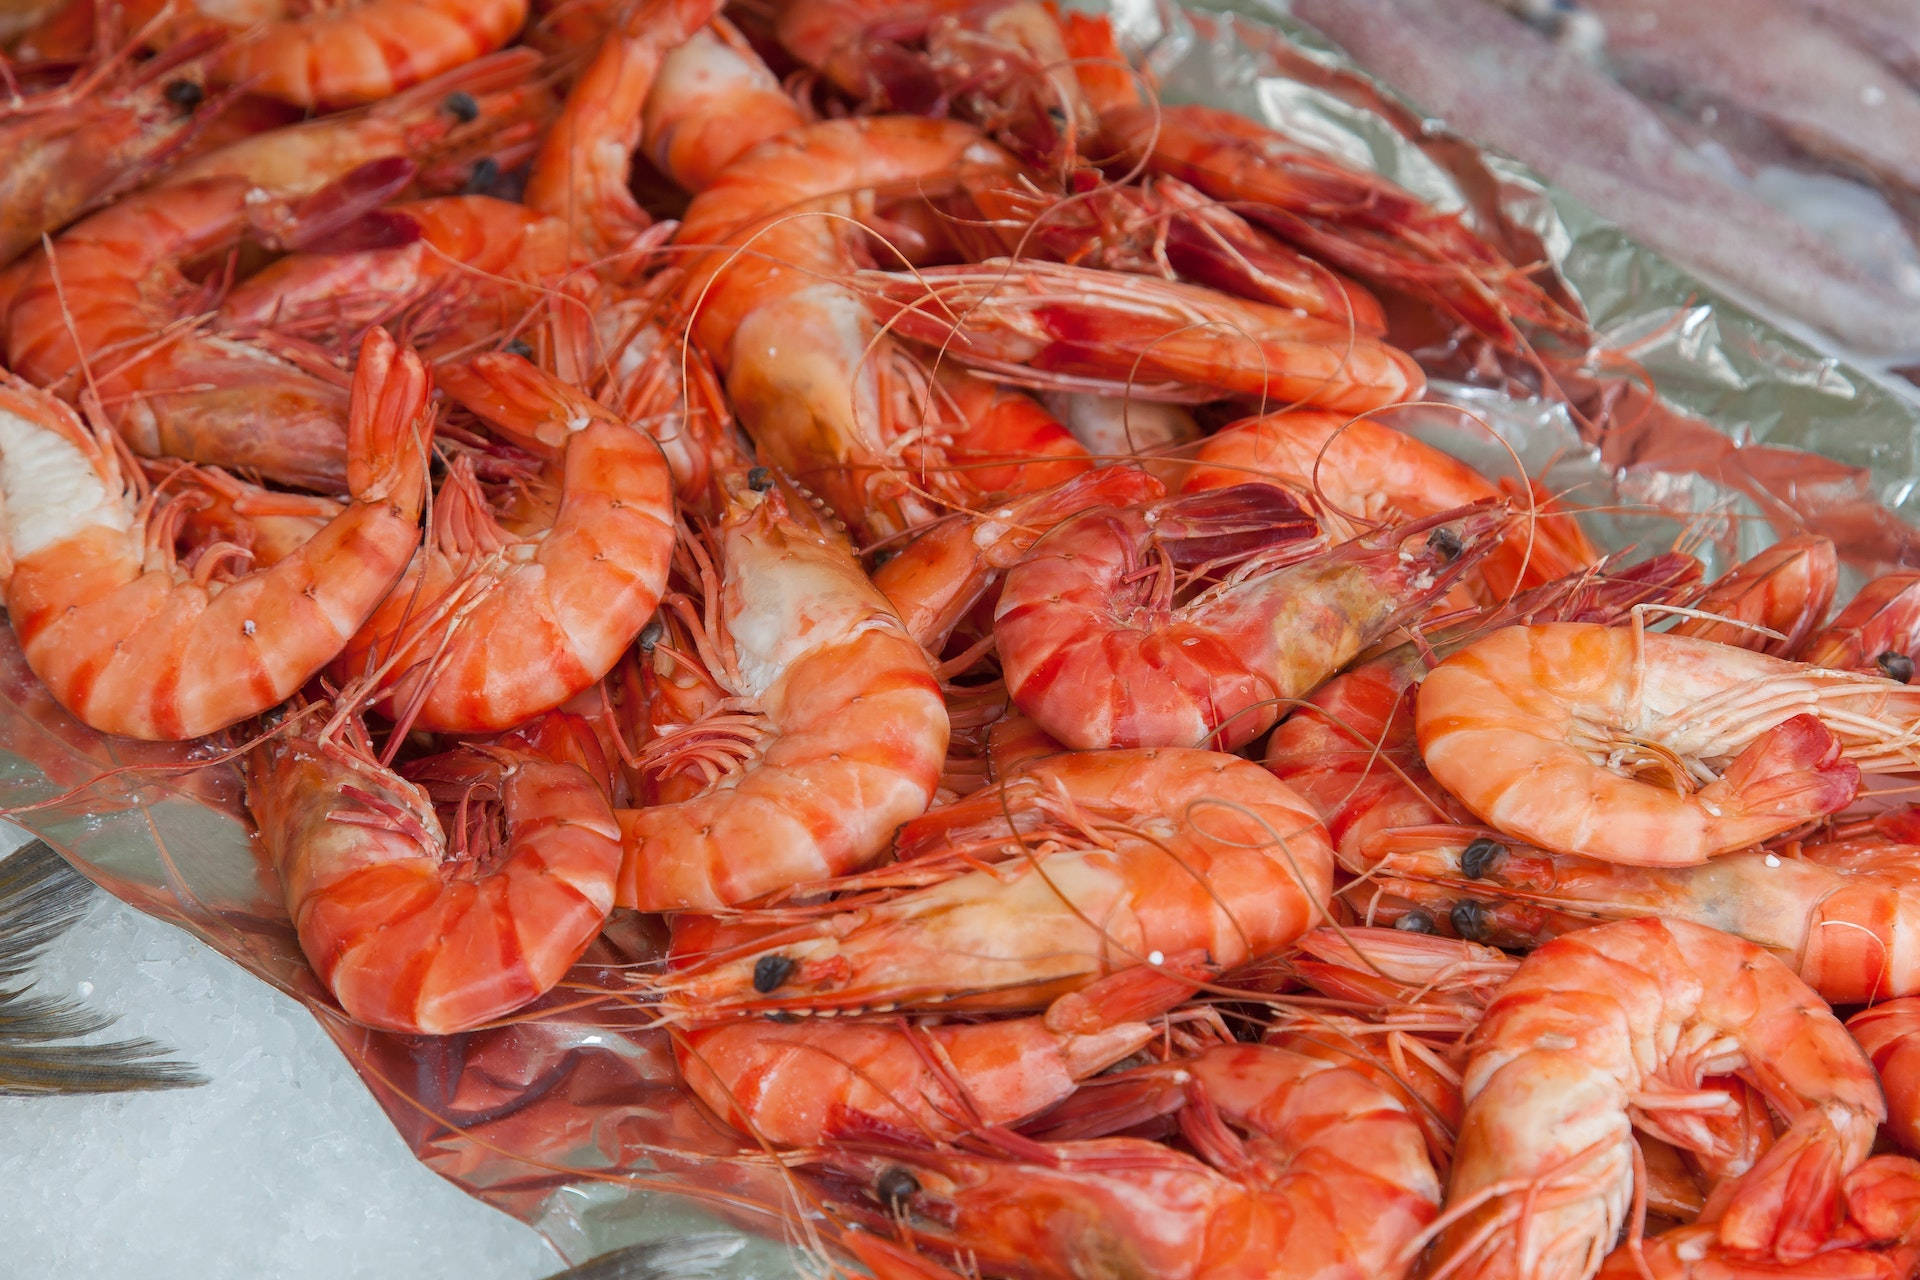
[3,2,1918,1275]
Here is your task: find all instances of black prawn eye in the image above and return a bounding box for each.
[504,338,534,360]
[443,91,480,122]
[875,1166,921,1208]
[463,157,501,195]
[637,617,665,652]
[752,953,796,993]
[1426,525,1464,561]
[1450,899,1490,942]
[1393,910,1436,934]
[747,466,774,492]
[1875,650,1914,683]
[163,79,204,111]
[1461,837,1507,880]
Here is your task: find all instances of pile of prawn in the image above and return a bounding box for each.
[5,0,1920,1276]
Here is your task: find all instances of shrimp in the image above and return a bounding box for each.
[521,0,719,258]
[1430,917,1885,1280]
[1415,622,1920,866]
[1804,571,1920,681]
[0,32,222,268]
[653,748,1333,1018]
[121,0,529,108]
[614,473,947,911]
[674,114,1019,538]
[858,258,1427,415]
[0,326,427,741]
[995,495,1510,752]
[1058,10,1589,351]
[337,350,675,734]
[1849,999,1920,1156]
[673,1010,1160,1149]
[217,196,585,361]
[2,51,546,491]
[1182,410,1598,602]
[639,18,808,195]
[1668,533,1838,656]
[245,709,621,1034]
[811,1042,1440,1280]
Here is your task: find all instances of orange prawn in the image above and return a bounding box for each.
[0,326,427,741]
[1804,570,1920,681]
[1850,999,1920,1158]
[1668,533,1838,656]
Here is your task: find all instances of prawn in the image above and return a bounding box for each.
[1181,409,1598,602]
[1415,622,1920,866]
[858,258,1427,416]
[120,0,529,108]
[811,1042,1440,1280]
[639,17,808,196]
[653,747,1333,1018]
[673,1006,1162,1149]
[0,326,427,741]
[338,349,675,734]
[674,114,1019,538]
[614,472,947,911]
[995,495,1510,752]
[1849,999,1920,1157]
[1429,917,1885,1280]
[1668,533,1837,656]
[1804,570,1920,681]
[2,51,546,491]
[245,707,622,1034]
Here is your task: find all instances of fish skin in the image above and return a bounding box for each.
[1288,0,1920,359]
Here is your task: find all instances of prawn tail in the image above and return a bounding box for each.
[438,351,605,453]
[1715,1115,1857,1263]
[266,157,424,254]
[1151,483,1321,569]
[1699,712,1858,842]
[1041,949,1215,1034]
[345,328,434,515]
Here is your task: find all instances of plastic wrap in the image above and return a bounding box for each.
[2,1,1917,1275]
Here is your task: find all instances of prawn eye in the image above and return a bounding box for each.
[163,79,204,111]
[747,466,774,492]
[464,157,500,195]
[1461,837,1507,879]
[1450,899,1490,942]
[504,339,534,360]
[1393,910,1436,934]
[1875,650,1915,683]
[752,953,796,992]
[875,1166,921,1208]
[443,90,480,122]
[637,617,665,652]
[1426,525,1464,561]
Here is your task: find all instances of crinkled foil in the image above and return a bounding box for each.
[4,3,1919,1276]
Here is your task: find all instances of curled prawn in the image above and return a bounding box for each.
[1850,999,1920,1158]
[812,1042,1441,1280]
[1430,916,1886,1280]
[615,473,947,911]
[1416,622,1920,866]
[340,350,675,735]
[995,493,1510,751]
[245,707,621,1034]
[0,327,427,740]
[654,747,1333,1019]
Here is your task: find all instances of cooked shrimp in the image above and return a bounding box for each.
[674,1010,1159,1149]
[0,33,221,268]
[1850,999,1920,1156]
[122,0,529,108]
[654,748,1332,1018]
[615,473,947,910]
[246,709,621,1034]
[0,327,427,741]
[1431,917,1885,1280]
[1059,10,1588,350]
[522,0,718,258]
[1804,570,1920,681]
[1669,533,1837,656]
[859,258,1427,416]
[639,18,808,195]
[3,51,545,491]
[812,1042,1440,1280]
[1182,410,1597,601]
[675,114,1017,538]
[339,350,674,734]
[1416,622,1920,866]
[996,495,1509,751]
